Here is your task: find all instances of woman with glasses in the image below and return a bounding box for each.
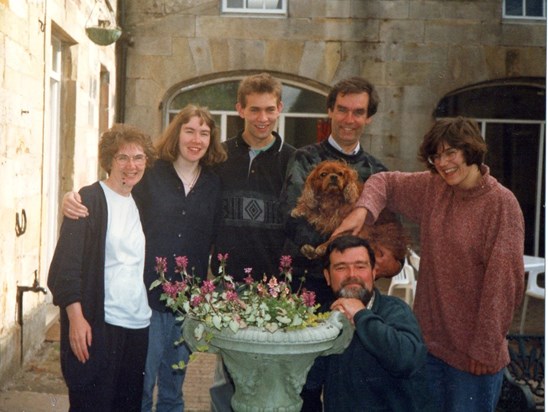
[48,124,156,411]
[61,105,227,411]
[332,117,524,412]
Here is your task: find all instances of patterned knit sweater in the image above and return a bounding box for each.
[356,165,525,372]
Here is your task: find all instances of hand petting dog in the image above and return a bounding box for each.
[291,160,409,278]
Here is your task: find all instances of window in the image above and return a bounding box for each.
[503,0,546,19]
[165,76,327,149]
[45,36,63,271]
[222,0,287,15]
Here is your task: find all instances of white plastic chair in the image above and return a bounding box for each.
[519,256,545,334]
[408,249,420,275]
[387,258,416,307]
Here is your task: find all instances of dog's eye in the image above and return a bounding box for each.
[337,172,344,176]
[320,172,328,177]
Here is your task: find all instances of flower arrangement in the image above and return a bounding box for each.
[150,254,328,337]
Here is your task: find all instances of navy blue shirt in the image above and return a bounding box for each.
[211,132,295,280]
[133,159,222,312]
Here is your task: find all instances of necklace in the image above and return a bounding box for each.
[177,165,201,192]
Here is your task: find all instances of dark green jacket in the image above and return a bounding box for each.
[304,290,434,412]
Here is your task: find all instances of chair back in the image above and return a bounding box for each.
[408,249,420,275]
[387,258,416,306]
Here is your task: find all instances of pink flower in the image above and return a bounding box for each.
[162,282,178,299]
[175,281,187,292]
[280,284,290,297]
[301,290,316,307]
[190,295,203,307]
[217,253,229,262]
[226,290,238,301]
[268,277,280,296]
[257,283,267,296]
[279,255,292,270]
[174,256,188,273]
[244,274,254,285]
[200,280,215,294]
[155,257,167,274]
[244,267,253,274]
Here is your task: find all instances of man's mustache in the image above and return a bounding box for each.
[340,276,366,289]
[337,277,373,305]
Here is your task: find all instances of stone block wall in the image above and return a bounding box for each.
[0,0,118,386]
[122,0,545,172]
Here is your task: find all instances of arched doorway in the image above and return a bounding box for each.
[435,78,545,256]
[163,73,329,148]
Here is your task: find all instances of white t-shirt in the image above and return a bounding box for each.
[100,181,151,329]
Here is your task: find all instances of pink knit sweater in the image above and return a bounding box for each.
[356,165,525,372]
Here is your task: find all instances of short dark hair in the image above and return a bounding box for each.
[326,77,380,118]
[323,235,376,270]
[237,73,282,108]
[99,123,156,174]
[419,116,487,172]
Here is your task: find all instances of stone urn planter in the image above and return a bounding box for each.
[183,311,352,412]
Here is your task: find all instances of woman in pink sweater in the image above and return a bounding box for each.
[334,117,524,411]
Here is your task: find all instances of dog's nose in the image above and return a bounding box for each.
[329,174,338,182]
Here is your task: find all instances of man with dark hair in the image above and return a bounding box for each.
[302,235,432,411]
[210,73,295,411]
[212,72,295,280]
[281,77,400,305]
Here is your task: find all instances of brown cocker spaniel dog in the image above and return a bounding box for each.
[291,160,409,277]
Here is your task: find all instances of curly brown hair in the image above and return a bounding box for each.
[99,123,156,174]
[155,104,227,166]
[419,117,487,173]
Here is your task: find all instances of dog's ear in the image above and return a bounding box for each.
[343,167,360,202]
[343,181,360,202]
[346,166,358,181]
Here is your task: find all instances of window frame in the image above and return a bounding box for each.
[503,0,546,20]
[221,0,288,16]
[164,76,327,144]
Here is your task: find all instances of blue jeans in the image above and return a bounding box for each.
[141,310,190,412]
[427,353,503,412]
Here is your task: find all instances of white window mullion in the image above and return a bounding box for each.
[533,122,544,256]
[222,0,287,15]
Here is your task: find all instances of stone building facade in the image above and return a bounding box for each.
[122,0,546,254]
[0,0,545,386]
[123,1,544,164]
[0,0,119,385]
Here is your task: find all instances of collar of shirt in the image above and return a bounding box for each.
[248,139,276,170]
[328,135,360,155]
[366,290,376,310]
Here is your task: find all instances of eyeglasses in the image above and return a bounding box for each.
[427,148,459,165]
[114,154,147,166]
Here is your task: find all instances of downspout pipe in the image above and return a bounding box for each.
[17,270,47,364]
[115,0,132,123]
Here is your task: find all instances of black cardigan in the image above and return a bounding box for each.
[47,181,110,389]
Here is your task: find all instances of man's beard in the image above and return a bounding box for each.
[337,277,373,306]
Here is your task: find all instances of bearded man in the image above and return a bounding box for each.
[301,235,433,412]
